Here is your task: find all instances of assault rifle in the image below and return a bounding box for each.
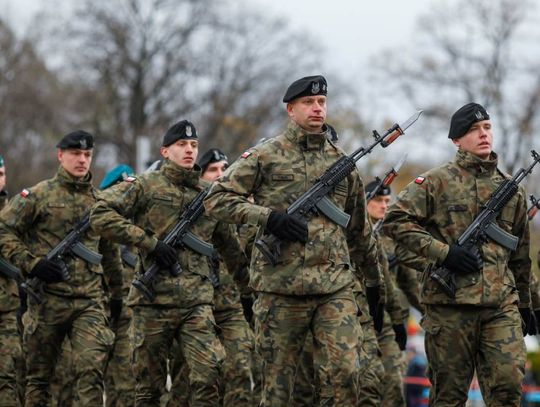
[431,150,540,298]
[0,257,22,282]
[528,195,540,221]
[256,111,423,266]
[22,214,102,304]
[132,188,216,302]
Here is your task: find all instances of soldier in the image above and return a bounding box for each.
[90,121,246,406]
[99,164,137,407]
[365,180,407,407]
[384,103,533,406]
[0,131,119,406]
[204,75,383,405]
[168,148,255,406]
[0,153,22,407]
[0,155,7,210]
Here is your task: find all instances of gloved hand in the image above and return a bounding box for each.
[392,323,407,351]
[150,241,177,269]
[110,298,122,323]
[240,295,254,324]
[266,211,308,243]
[519,307,538,336]
[29,258,64,283]
[442,244,482,274]
[366,285,384,333]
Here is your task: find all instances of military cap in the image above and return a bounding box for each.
[365,179,391,197]
[448,102,490,140]
[56,130,94,150]
[283,75,327,103]
[198,148,228,173]
[162,120,197,147]
[0,155,4,168]
[99,164,135,190]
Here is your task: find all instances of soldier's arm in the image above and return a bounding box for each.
[383,177,449,265]
[90,180,158,254]
[345,172,382,287]
[204,150,271,227]
[213,221,250,292]
[530,272,540,311]
[0,191,41,275]
[380,243,408,323]
[394,243,424,313]
[507,188,531,307]
[100,240,124,301]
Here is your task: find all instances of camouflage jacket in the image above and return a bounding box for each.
[0,166,122,300]
[393,243,424,313]
[204,121,381,296]
[384,150,531,307]
[90,159,247,308]
[0,189,7,211]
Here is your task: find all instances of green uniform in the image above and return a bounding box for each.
[90,160,246,407]
[383,150,531,406]
[0,166,118,406]
[205,122,382,406]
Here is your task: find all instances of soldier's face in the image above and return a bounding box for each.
[367,195,391,221]
[287,95,327,133]
[201,160,229,182]
[57,149,92,178]
[0,167,5,191]
[161,140,199,169]
[452,120,493,160]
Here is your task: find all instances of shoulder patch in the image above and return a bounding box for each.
[125,175,137,183]
[20,188,31,197]
[414,176,425,185]
[241,150,252,159]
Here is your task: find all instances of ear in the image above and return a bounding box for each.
[160,146,168,159]
[286,102,294,117]
[57,149,63,162]
[452,138,461,149]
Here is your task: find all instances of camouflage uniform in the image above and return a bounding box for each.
[90,159,246,407]
[205,121,382,406]
[393,243,424,314]
[0,190,7,211]
[0,166,119,406]
[384,150,531,406]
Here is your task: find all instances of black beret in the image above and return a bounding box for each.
[365,180,391,197]
[283,75,327,103]
[448,103,490,140]
[162,120,197,147]
[198,148,228,173]
[56,130,94,150]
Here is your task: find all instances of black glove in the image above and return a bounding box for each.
[266,211,308,243]
[519,307,538,336]
[442,244,482,274]
[240,295,254,324]
[110,298,122,323]
[150,241,177,269]
[29,258,64,283]
[366,285,384,333]
[392,323,407,351]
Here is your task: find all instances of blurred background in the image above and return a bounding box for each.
[1,1,540,404]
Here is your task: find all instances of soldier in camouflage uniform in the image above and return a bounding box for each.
[99,164,137,407]
[204,75,383,406]
[0,131,120,406]
[0,154,22,407]
[167,148,255,406]
[90,121,247,407]
[365,180,408,407]
[383,103,533,406]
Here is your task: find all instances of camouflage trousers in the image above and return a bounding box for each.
[421,303,525,407]
[253,286,362,406]
[167,305,255,406]
[358,320,385,407]
[290,332,316,407]
[105,308,135,407]
[50,338,75,407]
[130,304,224,407]
[24,295,114,406]
[377,312,405,407]
[0,311,22,407]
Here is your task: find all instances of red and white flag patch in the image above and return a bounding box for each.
[20,188,30,197]
[414,176,425,185]
[241,151,252,159]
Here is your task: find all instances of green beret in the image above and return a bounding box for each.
[162,120,197,147]
[283,75,327,103]
[448,103,490,140]
[56,130,94,150]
